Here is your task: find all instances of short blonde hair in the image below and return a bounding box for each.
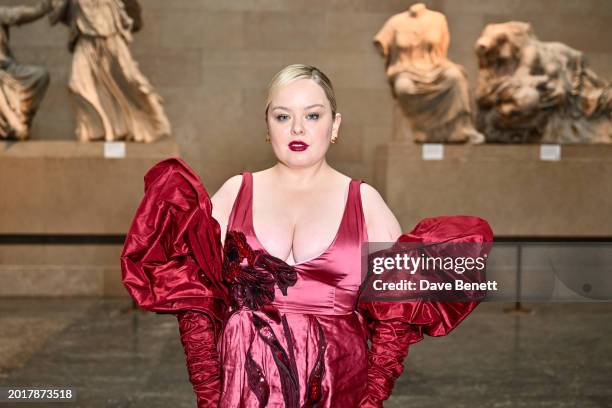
[265,64,337,117]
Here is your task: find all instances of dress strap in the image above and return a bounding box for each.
[336,179,368,244]
[227,172,253,233]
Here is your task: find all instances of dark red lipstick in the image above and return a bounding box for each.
[288,140,309,151]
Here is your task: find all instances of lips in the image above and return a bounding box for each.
[288,140,309,151]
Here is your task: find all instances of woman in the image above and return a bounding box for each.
[121,64,492,407]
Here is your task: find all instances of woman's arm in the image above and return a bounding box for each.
[357,211,493,407]
[121,158,231,408]
[359,183,413,407]
[211,175,242,245]
[360,183,402,243]
[176,311,223,408]
[176,175,241,407]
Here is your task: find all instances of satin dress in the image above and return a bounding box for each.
[120,158,493,408]
[219,172,369,407]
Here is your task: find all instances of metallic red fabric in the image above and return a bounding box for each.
[120,157,229,406]
[120,157,229,319]
[358,215,493,407]
[121,158,493,407]
[177,311,222,407]
[219,172,370,407]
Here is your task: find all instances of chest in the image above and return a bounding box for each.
[393,15,444,49]
[251,186,350,265]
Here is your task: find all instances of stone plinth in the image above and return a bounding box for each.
[0,139,180,234]
[375,143,612,237]
[0,139,180,296]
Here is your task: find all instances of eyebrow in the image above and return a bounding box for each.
[271,104,325,111]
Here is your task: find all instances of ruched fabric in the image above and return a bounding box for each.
[358,215,493,407]
[120,158,229,407]
[177,311,223,407]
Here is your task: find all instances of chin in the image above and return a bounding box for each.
[283,155,319,168]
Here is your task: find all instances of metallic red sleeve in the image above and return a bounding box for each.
[120,157,228,320]
[177,311,222,408]
[120,158,230,407]
[358,215,493,406]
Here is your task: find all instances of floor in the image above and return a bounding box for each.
[0,299,611,408]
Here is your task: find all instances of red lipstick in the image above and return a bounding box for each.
[288,140,309,151]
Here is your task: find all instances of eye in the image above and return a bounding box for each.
[306,112,320,120]
[275,114,290,122]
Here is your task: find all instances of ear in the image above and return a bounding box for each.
[265,115,272,138]
[331,112,342,141]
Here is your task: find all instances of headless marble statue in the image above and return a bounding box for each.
[375,3,484,144]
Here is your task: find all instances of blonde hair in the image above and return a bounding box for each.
[265,64,337,117]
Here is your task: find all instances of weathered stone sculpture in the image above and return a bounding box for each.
[475,21,612,143]
[49,0,171,143]
[374,2,484,144]
[0,0,51,140]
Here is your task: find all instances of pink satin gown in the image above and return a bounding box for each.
[219,172,369,407]
[120,158,493,408]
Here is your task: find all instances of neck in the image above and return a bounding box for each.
[271,159,334,191]
[409,2,427,16]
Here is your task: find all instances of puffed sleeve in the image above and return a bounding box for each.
[120,157,230,408]
[358,215,493,407]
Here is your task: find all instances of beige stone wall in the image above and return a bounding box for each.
[7,0,612,193]
[376,143,612,236]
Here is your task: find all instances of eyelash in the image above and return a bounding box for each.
[274,113,320,121]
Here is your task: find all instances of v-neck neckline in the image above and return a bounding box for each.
[249,172,352,267]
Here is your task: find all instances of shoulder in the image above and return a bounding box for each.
[359,182,403,242]
[211,174,243,210]
[218,174,244,192]
[359,183,388,219]
[387,12,406,26]
[433,11,448,26]
[431,10,446,19]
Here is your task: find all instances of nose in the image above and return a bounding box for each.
[291,118,304,135]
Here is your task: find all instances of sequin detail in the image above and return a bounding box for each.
[245,330,270,408]
[303,316,327,407]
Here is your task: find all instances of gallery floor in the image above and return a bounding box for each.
[0,299,610,408]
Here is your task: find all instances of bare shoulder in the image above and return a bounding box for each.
[211,174,243,235]
[360,182,403,242]
[211,174,243,203]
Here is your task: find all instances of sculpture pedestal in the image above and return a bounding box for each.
[374,142,612,237]
[0,139,180,296]
[391,101,416,142]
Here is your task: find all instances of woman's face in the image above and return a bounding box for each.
[266,78,341,168]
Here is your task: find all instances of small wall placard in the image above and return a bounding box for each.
[422,143,444,160]
[540,144,561,161]
[104,142,126,159]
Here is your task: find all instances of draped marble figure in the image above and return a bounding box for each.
[0,0,51,140]
[49,0,170,143]
[475,21,612,143]
[374,3,484,144]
